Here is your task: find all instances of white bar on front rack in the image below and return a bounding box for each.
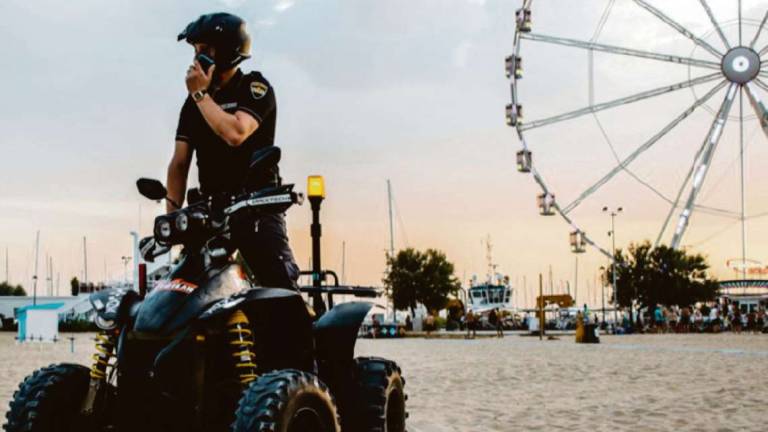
[224,194,293,215]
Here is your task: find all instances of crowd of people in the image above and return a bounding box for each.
[615,301,768,334]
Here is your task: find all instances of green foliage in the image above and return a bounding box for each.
[59,318,97,332]
[70,277,79,296]
[0,282,26,296]
[608,241,719,308]
[384,248,461,313]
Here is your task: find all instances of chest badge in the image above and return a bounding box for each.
[250,81,269,100]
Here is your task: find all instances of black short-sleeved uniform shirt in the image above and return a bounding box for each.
[176,69,277,195]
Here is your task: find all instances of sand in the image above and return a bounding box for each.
[1,332,766,431]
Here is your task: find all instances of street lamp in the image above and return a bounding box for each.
[603,206,622,330]
[121,256,131,285]
[599,265,606,326]
[307,175,326,315]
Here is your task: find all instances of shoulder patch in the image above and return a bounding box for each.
[250,81,269,100]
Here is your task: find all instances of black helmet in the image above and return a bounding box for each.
[178,13,251,70]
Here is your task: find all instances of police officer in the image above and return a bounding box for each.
[169,12,300,289]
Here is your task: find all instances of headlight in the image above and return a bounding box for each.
[175,212,189,232]
[94,315,116,330]
[158,220,172,238]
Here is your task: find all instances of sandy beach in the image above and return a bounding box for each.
[1,332,766,431]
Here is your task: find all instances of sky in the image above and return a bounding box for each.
[2,0,768,308]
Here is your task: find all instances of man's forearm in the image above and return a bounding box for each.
[166,163,188,214]
[195,96,250,147]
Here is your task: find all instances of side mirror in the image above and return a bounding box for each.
[136,178,168,201]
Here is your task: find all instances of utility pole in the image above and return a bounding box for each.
[83,236,88,285]
[4,246,8,284]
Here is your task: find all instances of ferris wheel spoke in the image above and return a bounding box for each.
[519,72,721,132]
[561,80,727,215]
[669,83,739,249]
[698,0,731,50]
[743,82,768,139]
[520,33,720,70]
[754,78,768,93]
[633,0,723,59]
[750,10,768,48]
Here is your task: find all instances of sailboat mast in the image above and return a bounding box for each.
[386,180,395,320]
[32,231,40,305]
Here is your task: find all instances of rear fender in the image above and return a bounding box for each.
[89,287,140,328]
[314,302,372,362]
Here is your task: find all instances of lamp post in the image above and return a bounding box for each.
[307,175,327,316]
[603,206,622,330]
[121,256,131,285]
[599,266,606,325]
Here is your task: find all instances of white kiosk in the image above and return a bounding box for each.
[16,303,64,342]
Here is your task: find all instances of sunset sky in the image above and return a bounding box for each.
[3,0,768,308]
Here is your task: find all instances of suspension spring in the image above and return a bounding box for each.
[227,309,258,384]
[81,330,118,414]
[90,331,117,381]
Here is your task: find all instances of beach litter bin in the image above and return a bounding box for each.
[576,320,600,344]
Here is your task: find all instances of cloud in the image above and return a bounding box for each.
[453,41,473,68]
[274,0,295,13]
[216,0,248,8]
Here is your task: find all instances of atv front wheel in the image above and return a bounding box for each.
[232,369,340,432]
[348,357,407,432]
[4,363,96,432]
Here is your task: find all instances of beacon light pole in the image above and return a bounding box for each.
[308,175,327,315]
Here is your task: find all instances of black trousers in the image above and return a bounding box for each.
[233,213,300,290]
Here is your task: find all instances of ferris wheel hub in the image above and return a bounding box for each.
[721,46,760,84]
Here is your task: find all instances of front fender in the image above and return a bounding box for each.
[89,287,140,327]
[314,302,372,362]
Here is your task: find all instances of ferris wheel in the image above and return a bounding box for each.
[506,0,768,262]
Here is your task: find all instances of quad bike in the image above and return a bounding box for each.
[4,146,407,432]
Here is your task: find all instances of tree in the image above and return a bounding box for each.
[70,277,80,296]
[608,241,719,309]
[384,248,461,314]
[0,282,26,296]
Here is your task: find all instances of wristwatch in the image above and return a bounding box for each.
[191,89,207,103]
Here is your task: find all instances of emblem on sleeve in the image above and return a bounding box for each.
[250,81,269,100]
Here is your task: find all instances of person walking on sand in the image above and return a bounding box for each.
[492,308,504,338]
[465,309,476,339]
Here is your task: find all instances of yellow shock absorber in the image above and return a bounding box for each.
[82,330,117,414]
[227,309,258,384]
[90,331,117,380]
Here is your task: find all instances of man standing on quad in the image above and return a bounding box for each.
[169,12,300,290]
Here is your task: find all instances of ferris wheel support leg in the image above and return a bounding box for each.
[562,80,728,215]
[670,83,739,249]
[633,0,723,59]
